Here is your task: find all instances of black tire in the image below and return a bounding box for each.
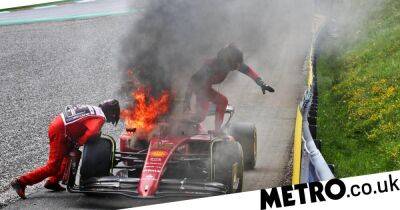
[80,136,114,182]
[211,141,244,193]
[229,122,257,170]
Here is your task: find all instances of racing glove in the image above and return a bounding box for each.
[255,77,275,94]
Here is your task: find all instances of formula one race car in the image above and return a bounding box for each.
[64,105,257,198]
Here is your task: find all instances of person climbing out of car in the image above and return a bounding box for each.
[183,43,274,132]
[10,99,120,199]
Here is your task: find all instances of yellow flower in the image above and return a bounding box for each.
[370,113,380,121]
[371,85,381,93]
[386,86,396,97]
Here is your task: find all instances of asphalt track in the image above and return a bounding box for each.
[0,0,133,25]
[0,0,313,209]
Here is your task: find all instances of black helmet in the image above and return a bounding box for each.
[99,99,120,126]
[217,43,243,69]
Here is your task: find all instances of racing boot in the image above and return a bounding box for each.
[44,180,66,192]
[10,179,26,199]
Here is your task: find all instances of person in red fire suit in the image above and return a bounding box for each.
[10,99,120,199]
[184,44,274,131]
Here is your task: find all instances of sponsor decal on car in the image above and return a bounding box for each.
[150,150,168,158]
[149,157,162,162]
[143,169,161,173]
[146,162,163,166]
[145,165,162,169]
[144,174,156,180]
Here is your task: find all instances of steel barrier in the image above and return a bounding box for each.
[292,16,335,184]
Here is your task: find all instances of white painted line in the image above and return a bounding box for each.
[0,11,11,14]
[75,0,96,3]
[33,5,57,9]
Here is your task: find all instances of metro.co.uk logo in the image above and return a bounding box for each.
[261,175,399,209]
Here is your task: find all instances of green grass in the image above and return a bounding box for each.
[318,0,400,178]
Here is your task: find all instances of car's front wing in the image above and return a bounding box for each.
[68,176,228,198]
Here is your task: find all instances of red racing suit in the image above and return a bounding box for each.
[18,105,105,186]
[185,58,261,130]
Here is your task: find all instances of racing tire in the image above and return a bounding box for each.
[229,122,257,170]
[211,141,244,193]
[80,136,114,182]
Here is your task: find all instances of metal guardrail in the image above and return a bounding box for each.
[292,17,334,184]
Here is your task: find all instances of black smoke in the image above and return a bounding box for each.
[120,1,227,98]
[119,0,314,108]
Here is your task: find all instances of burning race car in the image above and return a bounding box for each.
[62,85,256,198]
[63,102,257,198]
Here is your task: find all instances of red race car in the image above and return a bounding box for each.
[64,105,257,198]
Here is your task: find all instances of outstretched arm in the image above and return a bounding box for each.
[238,63,260,81]
[239,64,275,94]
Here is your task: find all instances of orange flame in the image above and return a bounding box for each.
[121,87,170,136]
